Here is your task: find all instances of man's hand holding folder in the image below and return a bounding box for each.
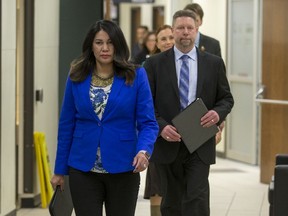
[171,98,219,153]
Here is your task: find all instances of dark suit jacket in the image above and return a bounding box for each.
[199,33,222,57]
[143,47,233,165]
[131,43,142,60]
[133,48,149,65]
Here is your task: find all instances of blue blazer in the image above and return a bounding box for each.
[54,67,159,175]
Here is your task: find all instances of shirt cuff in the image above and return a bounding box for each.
[139,150,150,159]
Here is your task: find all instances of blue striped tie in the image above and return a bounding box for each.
[179,55,189,110]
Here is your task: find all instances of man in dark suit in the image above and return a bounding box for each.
[144,10,234,216]
[184,3,222,57]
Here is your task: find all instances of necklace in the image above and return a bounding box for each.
[92,72,114,87]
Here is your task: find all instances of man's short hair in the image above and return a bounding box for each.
[137,25,149,32]
[172,10,197,26]
[184,3,204,20]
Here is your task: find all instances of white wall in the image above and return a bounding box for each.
[16,0,59,203]
[192,0,227,153]
[1,0,59,210]
[119,3,133,49]
[1,0,17,215]
[193,0,227,62]
[34,0,59,175]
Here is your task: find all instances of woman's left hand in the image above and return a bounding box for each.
[50,174,65,191]
[133,152,149,173]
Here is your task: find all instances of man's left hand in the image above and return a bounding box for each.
[201,110,219,127]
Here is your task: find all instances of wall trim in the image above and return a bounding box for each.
[4,209,17,216]
[0,0,2,212]
[20,194,41,208]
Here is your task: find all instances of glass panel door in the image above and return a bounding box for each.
[226,0,261,164]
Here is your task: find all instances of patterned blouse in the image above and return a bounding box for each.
[89,80,113,173]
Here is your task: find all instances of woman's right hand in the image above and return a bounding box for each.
[50,174,65,191]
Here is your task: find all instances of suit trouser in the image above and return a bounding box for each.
[69,167,140,216]
[156,143,210,216]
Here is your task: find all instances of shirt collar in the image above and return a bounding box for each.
[174,46,197,62]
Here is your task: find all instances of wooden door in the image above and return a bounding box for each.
[153,6,164,31]
[260,0,288,183]
[131,7,141,50]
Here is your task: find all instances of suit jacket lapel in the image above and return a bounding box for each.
[166,49,179,100]
[196,49,206,97]
[199,33,206,51]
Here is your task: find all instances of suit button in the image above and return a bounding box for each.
[98,122,101,126]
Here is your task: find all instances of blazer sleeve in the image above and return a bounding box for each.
[54,76,77,175]
[213,58,234,123]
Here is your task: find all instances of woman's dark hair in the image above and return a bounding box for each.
[143,31,159,54]
[70,20,136,84]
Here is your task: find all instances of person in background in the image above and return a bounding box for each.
[50,20,159,216]
[184,3,222,57]
[133,31,159,65]
[144,24,174,216]
[155,25,174,52]
[215,119,225,144]
[131,25,149,60]
[144,10,234,216]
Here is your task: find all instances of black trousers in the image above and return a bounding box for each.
[69,167,140,216]
[157,143,210,216]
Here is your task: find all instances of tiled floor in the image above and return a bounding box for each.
[17,157,270,216]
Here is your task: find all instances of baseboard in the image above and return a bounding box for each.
[4,209,17,216]
[20,193,41,208]
[216,151,226,158]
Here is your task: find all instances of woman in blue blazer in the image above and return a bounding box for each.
[50,20,159,216]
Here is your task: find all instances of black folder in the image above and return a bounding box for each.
[172,98,218,153]
[49,176,74,216]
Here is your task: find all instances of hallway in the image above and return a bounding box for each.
[17,157,269,216]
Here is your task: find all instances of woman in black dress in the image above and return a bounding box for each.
[144,25,174,216]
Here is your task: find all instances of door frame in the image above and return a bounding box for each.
[0,0,2,211]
